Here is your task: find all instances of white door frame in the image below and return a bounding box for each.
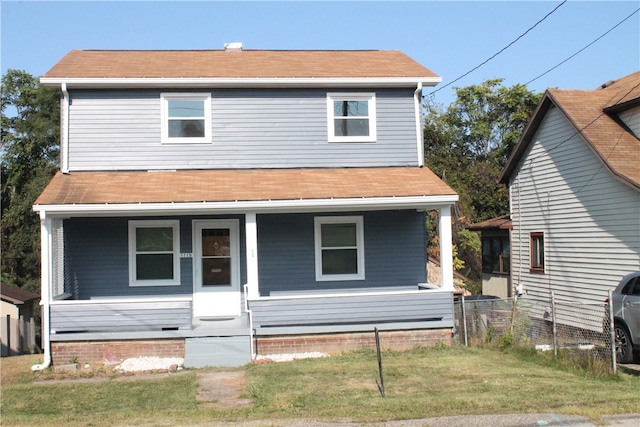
[192,219,241,318]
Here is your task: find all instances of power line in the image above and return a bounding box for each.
[425,0,567,100]
[525,7,640,86]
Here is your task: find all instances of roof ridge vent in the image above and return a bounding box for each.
[224,42,243,51]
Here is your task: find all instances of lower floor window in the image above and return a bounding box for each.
[482,236,510,274]
[530,232,544,273]
[128,220,180,286]
[314,216,365,281]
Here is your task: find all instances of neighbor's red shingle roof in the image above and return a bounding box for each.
[42,49,439,80]
[501,71,640,190]
[35,167,456,206]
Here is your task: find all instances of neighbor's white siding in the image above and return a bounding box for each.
[509,105,640,310]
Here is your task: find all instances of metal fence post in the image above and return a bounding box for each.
[551,291,558,358]
[461,295,468,346]
[609,289,616,374]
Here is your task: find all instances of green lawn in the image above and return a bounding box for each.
[1,346,638,426]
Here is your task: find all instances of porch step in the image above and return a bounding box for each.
[183,336,252,368]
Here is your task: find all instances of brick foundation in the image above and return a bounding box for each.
[51,339,185,366]
[255,328,452,355]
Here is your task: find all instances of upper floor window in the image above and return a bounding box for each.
[161,93,211,144]
[530,232,544,274]
[128,220,181,287]
[314,216,365,281]
[482,236,510,275]
[327,93,376,143]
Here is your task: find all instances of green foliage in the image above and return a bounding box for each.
[424,79,541,284]
[1,70,59,292]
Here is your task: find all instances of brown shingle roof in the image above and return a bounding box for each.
[501,71,640,190]
[42,49,439,80]
[467,215,512,231]
[0,283,40,305]
[35,167,456,206]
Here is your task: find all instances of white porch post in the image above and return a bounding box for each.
[245,213,260,299]
[33,211,52,370]
[439,205,454,291]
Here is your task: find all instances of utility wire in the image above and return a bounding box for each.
[425,0,567,99]
[525,7,640,86]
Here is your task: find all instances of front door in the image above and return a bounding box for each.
[193,220,241,318]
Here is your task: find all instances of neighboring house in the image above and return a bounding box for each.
[34,46,459,368]
[499,71,640,328]
[467,215,512,298]
[1,284,39,356]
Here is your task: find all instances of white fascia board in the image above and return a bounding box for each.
[40,76,442,89]
[34,195,458,217]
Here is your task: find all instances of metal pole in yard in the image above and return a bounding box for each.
[374,328,385,397]
[551,292,558,358]
[461,295,468,346]
[608,290,616,374]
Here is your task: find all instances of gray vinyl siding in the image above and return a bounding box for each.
[256,210,427,295]
[509,105,640,312]
[618,105,640,138]
[249,290,453,334]
[67,88,419,170]
[64,215,247,299]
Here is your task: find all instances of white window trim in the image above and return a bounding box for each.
[314,216,365,281]
[327,93,377,143]
[161,92,211,144]
[128,220,181,287]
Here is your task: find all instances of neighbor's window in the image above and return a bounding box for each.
[482,236,510,275]
[314,216,365,281]
[327,93,376,142]
[128,220,180,286]
[161,93,211,144]
[530,232,544,273]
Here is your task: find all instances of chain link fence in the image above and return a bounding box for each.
[453,294,617,374]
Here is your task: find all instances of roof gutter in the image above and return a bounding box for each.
[40,76,443,89]
[33,195,459,217]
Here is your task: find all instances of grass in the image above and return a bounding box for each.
[1,345,639,426]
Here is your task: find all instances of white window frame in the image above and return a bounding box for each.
[161,93,211,144]
[327,93,377,143]
[128,220,181,287]
[314,216,365,281]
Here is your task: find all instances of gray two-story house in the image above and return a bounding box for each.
[33,46,458,368]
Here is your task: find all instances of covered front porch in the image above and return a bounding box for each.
[34,167,458,368]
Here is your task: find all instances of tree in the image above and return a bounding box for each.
[424,79,541,284]
[1,69,60,292]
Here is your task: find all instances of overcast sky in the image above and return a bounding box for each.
[1,1,638,106]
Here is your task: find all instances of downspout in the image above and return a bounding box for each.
[414,82,424,167]
[244,285,255,360]
[32,211,52,371]
[61,83,70,174]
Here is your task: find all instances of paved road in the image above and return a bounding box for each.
[203,414,640,426]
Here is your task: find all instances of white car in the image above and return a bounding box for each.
[608,271,640,363]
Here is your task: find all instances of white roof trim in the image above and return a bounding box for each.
[40,76,442,89]
[34,195,458,217]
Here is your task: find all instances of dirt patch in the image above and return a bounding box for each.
[196,370,253,409]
